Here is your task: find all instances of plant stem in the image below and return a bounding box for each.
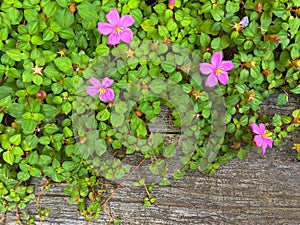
[101,157,146,221]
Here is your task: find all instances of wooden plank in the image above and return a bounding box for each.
[3,93,300,224]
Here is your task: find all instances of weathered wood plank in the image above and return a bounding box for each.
[4,93,300,225]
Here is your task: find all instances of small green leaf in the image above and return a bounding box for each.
[154,3,167,15]
[110,112,125,128]
[9,134,21,145]
[277,93,288,106]
[290,85,300,94]
[17,171,30,181]
[54,57,72,73]
[77,2,98,20]
[29,167,42,177]
[6,49,27,62]
[62,161,77,171]
[163,144,176,158]
[115,102,128,114]
[3,151,14,165]
[21,120,37,134]
[149,79,166,94]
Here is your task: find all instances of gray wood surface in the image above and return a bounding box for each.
[4,93,300,225]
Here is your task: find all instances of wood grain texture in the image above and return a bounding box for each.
[4,94,300,225]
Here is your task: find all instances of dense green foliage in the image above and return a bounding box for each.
[0,0,299,223]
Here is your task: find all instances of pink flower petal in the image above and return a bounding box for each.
[108,33,121,45]
[221,61,234,71]
[217,72,228,85]
[120,28,133,44]
[258,123,266,133]
[251,122,263,135]
[89,77,101,87]
[261,142,267,154]
[210,52,222,67]
[86,86,99,96]
[120,15,135,27]
[265,138,273,148]
[105,88,115,101]
[205,74,218,87]
[254,135,263,147]
[199,63,213,75]
[102,77,114,88]
[98,22,114,35]
[106,8,120,26]
[99,88,114,102]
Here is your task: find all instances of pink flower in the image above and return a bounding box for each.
[98,8,135,45]
[199,52,234,87]
[170,0,175,4]
[251,122,273,155]
[86,77,115,102]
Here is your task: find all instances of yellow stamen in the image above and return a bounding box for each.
[114,27,123,34]
[215,67,223,75]
[262,130,272,139]
[99,87,106,94]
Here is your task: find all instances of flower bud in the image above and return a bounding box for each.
[69,2,76,13]
[35,90,47,103]
[136,110,142,117]
[262,69,271,76]
[255,2,263,13]
[263,34,280,43]
[168,0,175,10]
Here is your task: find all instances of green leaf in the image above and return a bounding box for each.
[161,62,176,73]
[115,102,128,114]
[237,149,248,159]
[169,72,182,83]
[277,93,288,106]
[32,75,43,85]
[24,9,38,22]
[6,49,27,62]
[211,37,221,50]
[6,67,20,78]
[149,79,166,94]
[166,19,177,31]
[17,171,30,181]
[62,102,72,114]
[95,139,107,156]
[154,3,167,15]
[77,2,98,20]
[9,134,21,145]
[226,1,240,14]
[3,151,14,165]
[54,57,72,73]
[290,85,300,94]
[43,2,58,17]
[96,109,111,121]
[42,104,60,119]
[141,19,153,32]
[163,144,176,158]
[110,112,125,128]
[38,136,51,145]
[211,7,224,21]
[26,85,40,95]
[158,25,168,37]
[0,96,11,108]
[21,120,37,134]
[29,167,42,177]
[200,33,211,47]
[27,151,39,165]
[44,124,59,134]
[96,44,110,56]
[62,161,77,171]
[56,8,74,28]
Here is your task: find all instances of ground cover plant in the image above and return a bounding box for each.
[0,0,299,224]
